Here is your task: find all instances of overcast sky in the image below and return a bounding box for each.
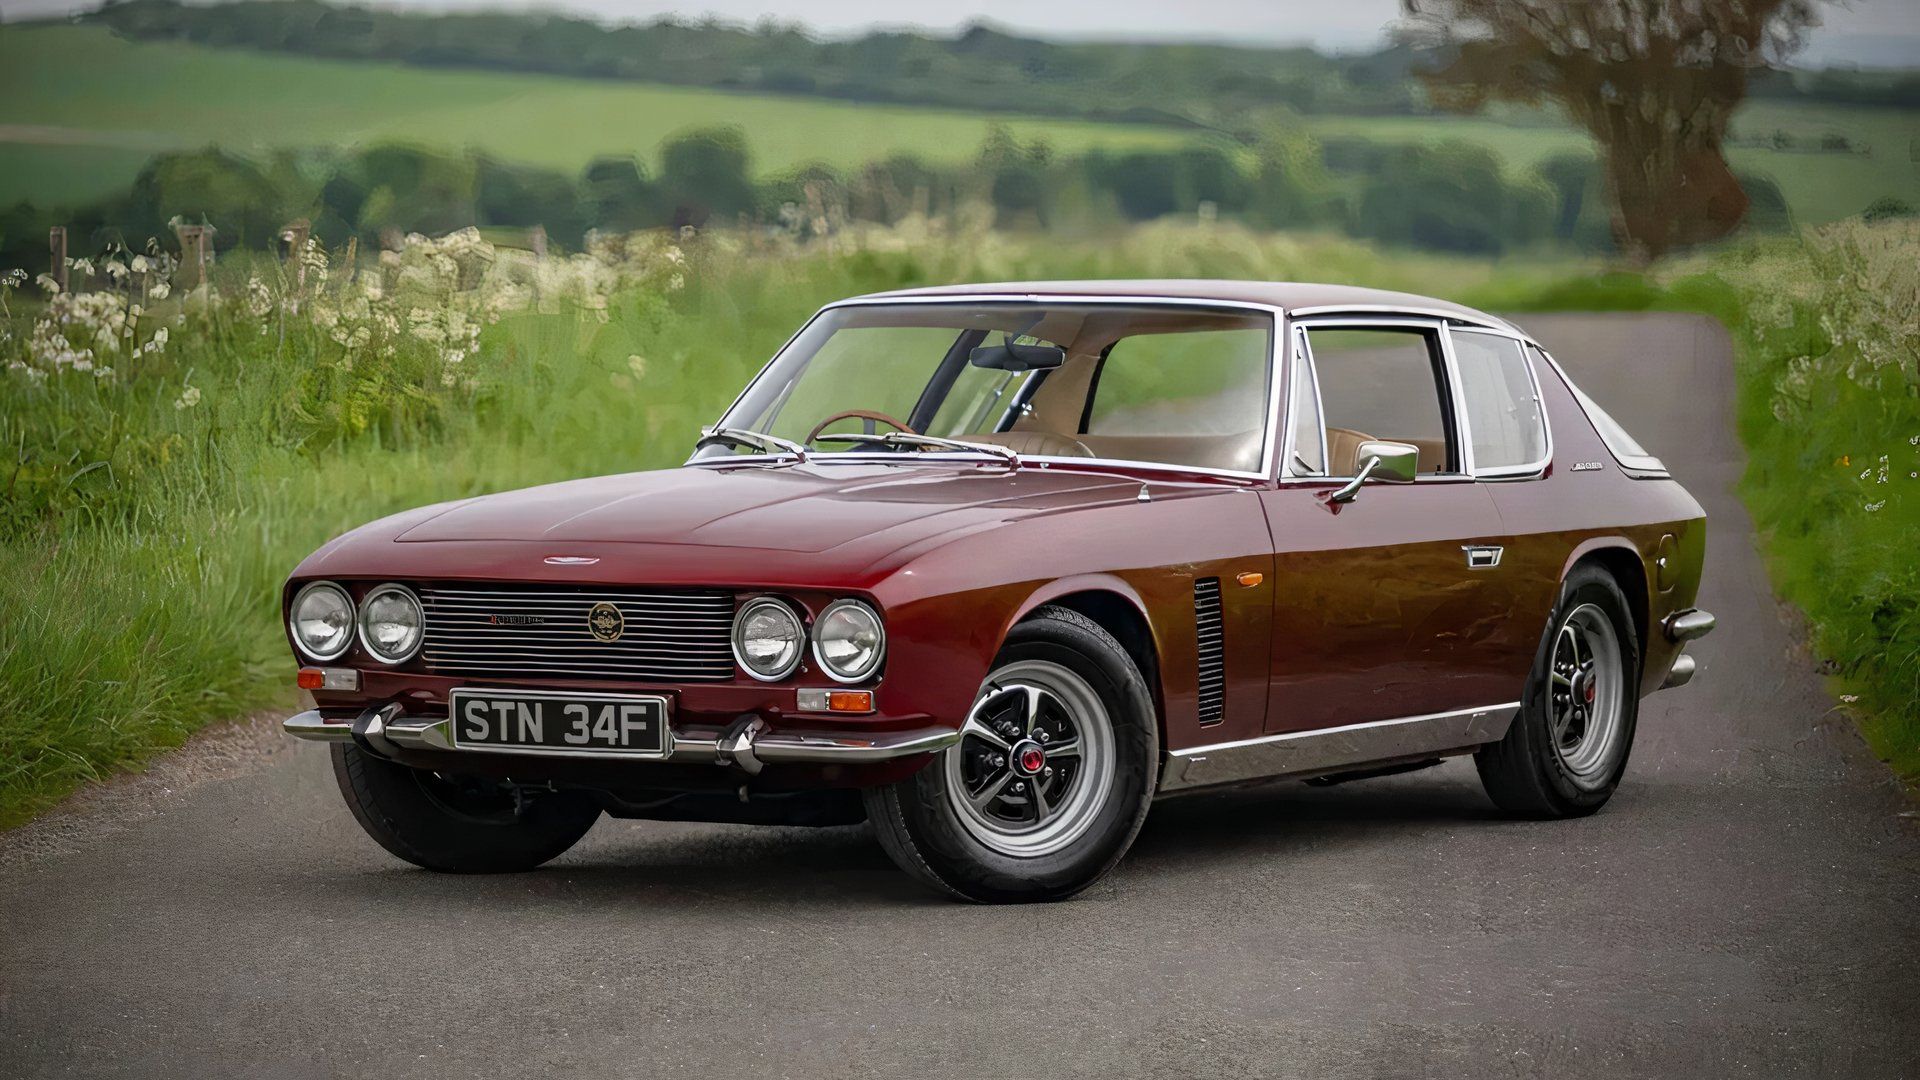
[5,0,1916,65]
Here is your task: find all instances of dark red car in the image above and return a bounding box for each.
[283,282,1713,902]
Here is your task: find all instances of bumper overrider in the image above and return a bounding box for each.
[284,702,959,774]
[1658,607,1715,690]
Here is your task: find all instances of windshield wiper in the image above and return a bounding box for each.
[696,426,810,461]
[818,431,1020,468]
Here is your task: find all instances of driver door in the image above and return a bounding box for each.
[1259,319,1515,733]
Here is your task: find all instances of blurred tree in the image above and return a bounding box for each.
[1402,0,1823,261]
[658,127,755,228]
[578,156,660,234]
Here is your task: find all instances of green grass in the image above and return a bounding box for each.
[0,25,1200,206]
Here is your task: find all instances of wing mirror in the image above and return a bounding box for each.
[1329,440,1419,503]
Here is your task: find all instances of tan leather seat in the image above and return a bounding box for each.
[1325,426,1377,476]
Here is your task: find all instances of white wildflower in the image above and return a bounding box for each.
[149,281,170,301]
[174,384,201,410]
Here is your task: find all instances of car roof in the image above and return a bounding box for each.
[851,279,1519,333]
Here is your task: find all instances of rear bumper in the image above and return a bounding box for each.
[285,704,958,772]
[1657,607,1713,691]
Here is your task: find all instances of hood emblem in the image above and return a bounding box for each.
[545,555,600,565]
[588,602,625,643]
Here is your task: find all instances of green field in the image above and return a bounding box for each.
[3,24,1916,223]
[0,25,1200,206]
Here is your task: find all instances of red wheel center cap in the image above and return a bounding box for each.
[1013,741,1046,776]
[1583,680,1597,704]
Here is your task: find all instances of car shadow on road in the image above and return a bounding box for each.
[297,770,1532,909]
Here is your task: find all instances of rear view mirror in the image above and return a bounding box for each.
[969,342,1066,372]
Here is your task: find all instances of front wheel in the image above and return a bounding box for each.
[331,744,601,872]
[864,606,1159,903]
[1475,564,1642,818]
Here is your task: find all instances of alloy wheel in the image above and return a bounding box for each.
[1547,603,1627,789]
[943,658,1117,857]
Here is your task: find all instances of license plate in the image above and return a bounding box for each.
[448,689,671,757]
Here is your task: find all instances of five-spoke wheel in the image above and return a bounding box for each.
[1476,564,1641,818]
[945,661,1116,858]
[863,605,1157,902]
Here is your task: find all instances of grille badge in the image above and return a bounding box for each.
[588,602,625,642]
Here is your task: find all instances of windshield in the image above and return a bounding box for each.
[704,301,1276,474]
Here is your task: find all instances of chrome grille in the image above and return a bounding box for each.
[1194,577,1225,725]
[419,586,736,682]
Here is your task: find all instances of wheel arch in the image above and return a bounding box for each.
[1008,578,1166,743]
[1562,539,1650,662]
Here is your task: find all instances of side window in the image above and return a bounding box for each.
[1300,326,1455,477]
[1084,328,1271,437]
[1451,330,1547,473]
[1286,329,1326,476]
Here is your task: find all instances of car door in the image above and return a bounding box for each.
[1258,317,1520,734]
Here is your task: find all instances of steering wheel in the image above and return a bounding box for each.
[804,409,919,445]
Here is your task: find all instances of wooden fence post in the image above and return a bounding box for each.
[48,226,68,293]
[527,225,548,259]
[279,218,311,295]
[173,223,214,290]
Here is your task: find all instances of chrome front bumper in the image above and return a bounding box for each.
[285,704,958,772]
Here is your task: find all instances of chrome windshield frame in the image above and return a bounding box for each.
[697,293,1289,483]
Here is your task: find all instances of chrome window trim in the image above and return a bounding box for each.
[1284,303,1519,333]
[1282,314,1468,484]
[1282,324,1328,478]
[1445,326,1555,481]
[703,293,1287,483]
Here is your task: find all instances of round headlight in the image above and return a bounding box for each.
[290,582,354,661]
[812,599,885,683]
[357,584,424,664]
[733,598,804,681]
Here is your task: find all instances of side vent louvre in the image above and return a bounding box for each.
[1194,577,1226,726]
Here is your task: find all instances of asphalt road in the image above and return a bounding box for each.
[4,314,1917,1078]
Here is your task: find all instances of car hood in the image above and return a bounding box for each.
[394,461,1150,555]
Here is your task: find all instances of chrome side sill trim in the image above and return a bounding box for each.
[1664,609,1715,642]
[1660,652,1696,690]
[1159,702,1520,793]
[282,708,958,765]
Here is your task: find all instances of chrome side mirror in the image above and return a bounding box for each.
[1329,440,1419,503]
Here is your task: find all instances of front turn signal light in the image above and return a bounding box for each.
[797,688,874,714]
[297,667,360,691]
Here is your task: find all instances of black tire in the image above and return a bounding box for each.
[1476,563,1642,818]
[863,605,1159,903]
[331,743,601,872]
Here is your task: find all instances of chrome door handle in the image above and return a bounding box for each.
[1462,545,1503,569]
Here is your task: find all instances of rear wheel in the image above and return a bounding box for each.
[1475,564,1641,818]
[331,744,601,872]
[864,606,1158,903]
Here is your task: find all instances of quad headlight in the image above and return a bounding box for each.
[289,581,355,662]
[812,599,885,683]
[357,583,424,664]
[733,598,805,681]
